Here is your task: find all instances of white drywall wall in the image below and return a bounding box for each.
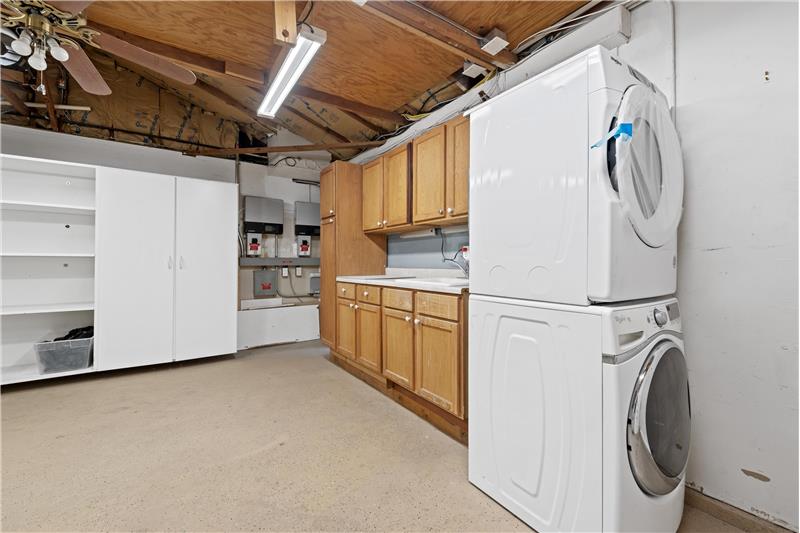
[618,2,798,529]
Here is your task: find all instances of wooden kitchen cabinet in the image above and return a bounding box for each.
[318,161,387,350]
[382,306,415,390]
[362,158,383,232]
[412,117,470,226]
[383,144,411,228]
[337,298,357,359]
[414,313,462,417]
[355,302,382,374]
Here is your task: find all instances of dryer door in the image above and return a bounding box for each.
[627,339,691,496]
[609,85,684,248]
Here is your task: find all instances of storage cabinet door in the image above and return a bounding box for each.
[355,302,381,373]
[383,307,415,390]
[174,177,238,361]
[415,314,461,415]
[336,298,357,359]
[95,168,175,370]
[413,125,446,223]
[383,144,410,228]
[319,217,336,347]
[362,159,384,231]
[446,115,470,218]
[320,166,335,218]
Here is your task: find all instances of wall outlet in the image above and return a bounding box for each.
[281,267,289,278]
[295,266,303,277]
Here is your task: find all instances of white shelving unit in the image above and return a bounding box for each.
[1,155,97,385]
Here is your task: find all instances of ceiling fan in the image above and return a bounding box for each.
[1,0,196,96]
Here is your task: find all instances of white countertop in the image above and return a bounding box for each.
[336,275,469,295]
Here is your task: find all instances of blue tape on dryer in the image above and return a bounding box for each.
[591,122,633,148]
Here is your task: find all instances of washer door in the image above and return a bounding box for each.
[607,85,684,248]
[627,340,691,496]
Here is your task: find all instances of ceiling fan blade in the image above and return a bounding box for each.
[62,45,111,95]
[93,32,196,86]
[48,1,94,14]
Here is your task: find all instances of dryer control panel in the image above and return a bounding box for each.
[600,298,681,356]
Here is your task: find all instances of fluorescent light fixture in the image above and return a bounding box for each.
[257,26,327,118]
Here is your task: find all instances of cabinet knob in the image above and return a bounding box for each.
[438,208,444,215]
[383,220,387,225]
[377,221,382,227]
[341,288,346,293]
[354,305,359,310]
[405,316,411,322]
[414,318,421,325]
[363,291,369,296]
[447,207,454,214]
[349,303,354,308]
[329,209,334,214]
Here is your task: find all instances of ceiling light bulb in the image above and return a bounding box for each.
[47,38,69,62]
[10,32,32,56]
[28,46,47,71]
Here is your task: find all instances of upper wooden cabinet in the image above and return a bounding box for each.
[362,144,411,232]
[412,115,469,226]
[413,125,446,223]
[320,166,335,218]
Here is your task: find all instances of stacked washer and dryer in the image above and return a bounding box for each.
[467,46,690,532]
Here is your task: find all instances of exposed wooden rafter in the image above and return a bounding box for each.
[185,141,384,158]
[273,0,298,46]
[361,2,517,69]
[1,83,30,116]
[283,106,350,144]
[292,86,403,124]
[42,74,59,130]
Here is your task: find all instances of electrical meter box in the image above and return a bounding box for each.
[245,196,284,234]
[295,201,320,236]
[253,269,278,298]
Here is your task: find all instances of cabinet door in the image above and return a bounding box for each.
[383,144,410,228]
[415,314,461,416]
[174,177,238,361]
[319,217,336,347]
[446,115,470,218]
[413,125,446,223]
[95,168,175,370]
[355,302,381,373]
[362,158,384,231]
[320,166,335,218]
[383,306,415,390]
[336,298,357,359]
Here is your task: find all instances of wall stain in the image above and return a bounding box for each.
[741,468,771,482]
[701,246,732,252]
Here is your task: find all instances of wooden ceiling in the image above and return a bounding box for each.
[5,1,587,158]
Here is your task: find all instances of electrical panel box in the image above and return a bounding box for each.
[253,269,278,298]
[294,201,320,236]
[245,196,284,234]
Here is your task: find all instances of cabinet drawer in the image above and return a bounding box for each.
[383,288,414,311]
[415,292,459,321]
[337,282,356,300]
[357,284,381,305]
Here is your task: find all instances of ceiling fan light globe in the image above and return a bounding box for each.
[47,39,70,62]
[10,37,32,56]
[28,47,47,71]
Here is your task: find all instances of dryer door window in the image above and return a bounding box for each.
[612,85,684,248]
[627,340,691,496]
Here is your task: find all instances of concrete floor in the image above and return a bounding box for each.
[2,340,743,532]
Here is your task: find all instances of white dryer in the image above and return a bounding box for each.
[468,45,684,305]
[469,294,690,532]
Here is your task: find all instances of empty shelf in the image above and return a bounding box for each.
[1,302,95,316]
[1,200,95,216]
[1,363,95,386]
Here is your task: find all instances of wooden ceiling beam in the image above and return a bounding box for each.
[292,85,403,124]
[283,106,351,144]
[273,0,298,46]
[361,2,517,70]
[192,80,279,132]
[0,69,27,85]
[1,83,30,116]
[342,109,387,135]
[42,75,59,130]
[185,141,383,157]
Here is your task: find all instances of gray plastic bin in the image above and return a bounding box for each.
[34,337,93,374]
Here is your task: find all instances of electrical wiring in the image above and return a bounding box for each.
[416,80,457,114]
[270,156,298,167]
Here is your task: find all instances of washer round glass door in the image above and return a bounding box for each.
[610,85,684,248]
[627,339,691,496]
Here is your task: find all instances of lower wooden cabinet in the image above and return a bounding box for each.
[414,314,461,417]
[336,298,357,359]
[355,302,382,373]
[382,307,415,390]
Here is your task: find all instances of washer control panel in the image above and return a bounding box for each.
[653,308,669,327]
[601,298,681,356]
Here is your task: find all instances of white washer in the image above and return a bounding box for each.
[469,294,690,532]
[468,46,684,305]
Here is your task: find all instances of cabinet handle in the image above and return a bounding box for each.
[168,256,173,270]
[341,288,347,293]
[329,209,334,214]
[363,291,369,296]
[377,221,382,227]
[382,220,387,225]
[447,207,454,214]
[405,316,411,322]
[438,208,444,215]
[414,318,421,325]
[354,305,359,310]
[349,303,354,308]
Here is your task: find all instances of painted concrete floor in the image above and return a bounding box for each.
[2,340,744,532]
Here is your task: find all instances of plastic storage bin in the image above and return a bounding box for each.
[34,338,93,374]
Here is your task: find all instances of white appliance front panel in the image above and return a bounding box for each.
[174,177,238,360]
[469,295,602,531]
[469,55,590,305]
[95,168,175,370]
